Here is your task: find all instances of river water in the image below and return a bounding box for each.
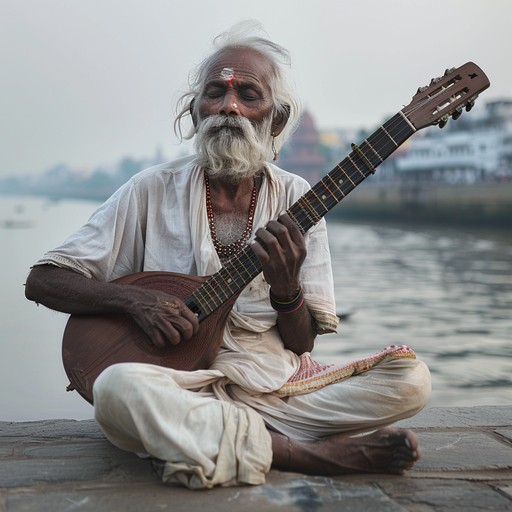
[1,195,511,421]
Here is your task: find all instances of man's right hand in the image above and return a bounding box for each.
[126,287,199,348]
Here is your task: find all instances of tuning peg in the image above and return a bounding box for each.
[452,110,462,120]
[450,104,465,120]
[466,94,479,112]
[416,85,429,94]
[444,67,455,76]
[437,114,450,129]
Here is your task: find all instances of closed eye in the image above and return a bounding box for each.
[238,86,264,101]
[205,86,225,98]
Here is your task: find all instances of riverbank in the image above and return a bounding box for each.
[2,180,512,230]
[329,181,512,228]
[1,406,511,511]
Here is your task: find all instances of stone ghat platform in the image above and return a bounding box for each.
[1,406,511,511]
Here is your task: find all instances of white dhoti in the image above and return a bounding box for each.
[93,354,431,489]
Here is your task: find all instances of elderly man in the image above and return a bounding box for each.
[25,23,431,489]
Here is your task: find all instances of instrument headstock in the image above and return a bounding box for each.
[403,62,490,130]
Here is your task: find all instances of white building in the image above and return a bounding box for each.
[395,99,512,183]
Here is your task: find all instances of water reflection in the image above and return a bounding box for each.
[317,220,512,408]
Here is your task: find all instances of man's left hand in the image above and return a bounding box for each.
[252,213,306,298]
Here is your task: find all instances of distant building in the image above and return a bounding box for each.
[395,99,512,183]
[288,99,512,187]
[279,110,327,184]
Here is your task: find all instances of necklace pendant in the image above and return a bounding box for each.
[204,171,258,260]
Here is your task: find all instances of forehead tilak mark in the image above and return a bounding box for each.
[220,67,235,87]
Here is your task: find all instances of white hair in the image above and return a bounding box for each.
[174,20,301,155]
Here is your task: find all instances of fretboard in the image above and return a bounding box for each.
[185,111,416,321]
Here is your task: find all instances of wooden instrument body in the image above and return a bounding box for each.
[62,271,239,404]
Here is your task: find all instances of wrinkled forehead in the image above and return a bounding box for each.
[204,48,274,89]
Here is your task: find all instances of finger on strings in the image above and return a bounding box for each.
[277,214,304,245]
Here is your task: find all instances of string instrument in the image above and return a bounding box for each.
[62,62,490,404]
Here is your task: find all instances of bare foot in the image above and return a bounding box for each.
[272,427,421,476]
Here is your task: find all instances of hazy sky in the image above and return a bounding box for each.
[1,0,510,176]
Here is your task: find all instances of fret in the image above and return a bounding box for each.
[218,269,238,294]
[399,111,417,132]
[245,249,262,276]
[364,139,384,162]
[209,274,230,303]
[227,271,245,291]
[201,276,217,303]
[308,188,330,214]
[380,125,398,147]
[190,292,214,317]
[351,143,377,175]
[300,208,318,227]
[287,209,305,233]
[324,174,346,198]
[384,113,415,149]
[232,252,253,281]
[337,163,357,187]
[298,196,322,224]
[196,283,214,307]
[204,276,224,303]
[199,280,223,310]
[313,182,340,212]
[347,154,366,179]
[288,203,310,232]
[237,248,261,282]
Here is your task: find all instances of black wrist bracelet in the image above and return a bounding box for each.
[270,287,304,314]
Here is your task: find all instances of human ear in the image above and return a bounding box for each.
[271,104,290,136]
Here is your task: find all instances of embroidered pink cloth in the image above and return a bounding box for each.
[275,345,416,397]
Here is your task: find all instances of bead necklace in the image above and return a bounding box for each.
[204,171,258,260]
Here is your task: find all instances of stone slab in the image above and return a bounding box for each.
[397,406,512,430]
[378,478,512,512]
[448,407,512,428]
[1,408,512,512]
[0,420,102,439]
[3,475,410,512]
[397,407,466,429]
[0,440,153,488]
[414,431,512,472]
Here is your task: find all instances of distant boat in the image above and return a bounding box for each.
[0,203,34,229]
[0,219,34,229]
[337,307,354,321]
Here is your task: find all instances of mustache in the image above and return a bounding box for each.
[198,115,255,136]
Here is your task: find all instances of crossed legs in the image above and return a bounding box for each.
[230,357,431,475]
[94,358,431,486]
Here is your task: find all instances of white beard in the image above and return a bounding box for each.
[194,114,273,184]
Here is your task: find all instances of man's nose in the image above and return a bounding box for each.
[219,92,240,116]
